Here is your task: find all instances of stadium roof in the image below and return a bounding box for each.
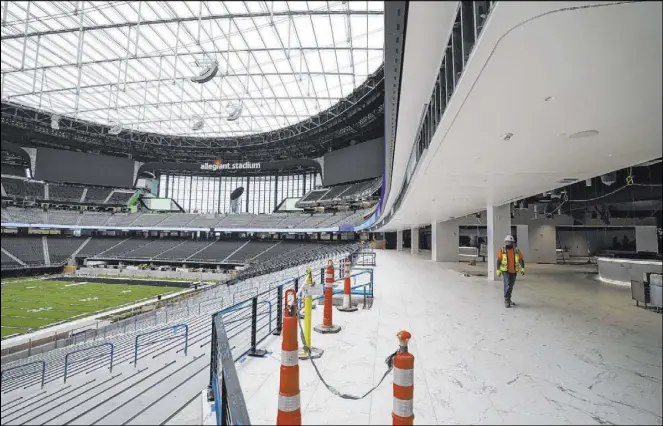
[0,1,384,138]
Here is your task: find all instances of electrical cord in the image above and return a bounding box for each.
[291,305,397,400]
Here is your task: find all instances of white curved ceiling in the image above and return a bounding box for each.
[0,1,384,137]
[381,1,662,231]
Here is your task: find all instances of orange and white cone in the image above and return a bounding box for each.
[338,257,357,312]
[277,289,301,425]
[314,259,341,334]
[392,330,414,425]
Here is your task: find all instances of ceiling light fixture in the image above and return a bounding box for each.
[568,130,599,139]
[544,96,555,102]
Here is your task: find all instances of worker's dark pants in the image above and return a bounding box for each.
[502,272,517,301]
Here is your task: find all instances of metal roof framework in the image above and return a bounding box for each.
[1,1,385,138]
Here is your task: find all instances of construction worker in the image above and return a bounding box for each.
[496,235,525,308]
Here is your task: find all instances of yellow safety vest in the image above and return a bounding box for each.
[500,247,522,273]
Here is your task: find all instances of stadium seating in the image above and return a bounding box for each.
[226,240,277,263]
[188,240,245,262]
[106,191,135,205]
[46,209,80,226]
[104,212,141,227]
[78,211,110,226]
[83,187,112,203]
[296,177,381,208]
[0,237,360,423]
[96,238,154,258]
[1,177,44,199]
[2,207,371,229]
[47,183,85,202]
[77,237,125,257]
[1,236,45,265]
[2,206,46,224]
[1,250,22,269]
[121,239,185,259]
[154,240,213,260]
[47,237,86,265]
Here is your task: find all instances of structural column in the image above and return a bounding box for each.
[411,227,420,255]
[396,230,404,251]
[635,226,659,253]
[487,204,511,281]
[431,220,458,262]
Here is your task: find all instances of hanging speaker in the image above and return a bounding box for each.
[190,61,219,84]
[230,186,244,201]
[108,122,122,135]
[226,103,243,121]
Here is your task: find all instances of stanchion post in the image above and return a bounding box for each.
[273,285,284,336]
[392,331,414,425]
[248,297,267,357]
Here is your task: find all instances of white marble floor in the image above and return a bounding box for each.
[237,250,663,425]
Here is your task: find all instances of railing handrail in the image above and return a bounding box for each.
[134,324,188,367]
[0,360,46,389]
[63,342,114,383]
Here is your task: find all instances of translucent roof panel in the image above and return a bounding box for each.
[0,1,384,137]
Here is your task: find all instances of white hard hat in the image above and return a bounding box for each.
[504,235,515,242]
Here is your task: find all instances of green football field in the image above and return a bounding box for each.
[1,279,182,338]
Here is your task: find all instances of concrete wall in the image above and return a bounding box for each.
[77,267,230,282]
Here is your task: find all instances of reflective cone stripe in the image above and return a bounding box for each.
[277,289,301,426]
[392,331,414,426]
[323,260,334,327]
[342,258,352,308]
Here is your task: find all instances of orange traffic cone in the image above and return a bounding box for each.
[392,330,414,425]
[338,256,357,312]
[277,289,301,425]
[314,259,341,334]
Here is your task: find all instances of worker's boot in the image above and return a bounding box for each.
[504,299,511,308]
[508,298,516,307]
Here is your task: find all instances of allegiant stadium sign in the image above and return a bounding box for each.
[200,161,261,171]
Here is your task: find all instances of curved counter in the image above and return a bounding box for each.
[597,257,663,286]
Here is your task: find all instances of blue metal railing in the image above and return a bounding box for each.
[134,324,188,367]
[63,342,114,383]
[1,360,46,389]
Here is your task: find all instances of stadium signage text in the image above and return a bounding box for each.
[200,161,261,171]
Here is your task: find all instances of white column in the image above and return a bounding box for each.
[411,227,420,255]
[636,226,658,253]
[487,204,511,281]
[396,230,404,251]
[515,224,530,260]
[528,224,557,263]
[432,220,458,262]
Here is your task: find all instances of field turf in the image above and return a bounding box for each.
[1,278,181,338]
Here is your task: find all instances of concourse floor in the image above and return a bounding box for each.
[237,250,662,425]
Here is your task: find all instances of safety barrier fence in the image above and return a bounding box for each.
[63,342,114,383]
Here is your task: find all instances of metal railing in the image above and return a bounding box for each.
[0,360,46,389]
[63,342,114,383]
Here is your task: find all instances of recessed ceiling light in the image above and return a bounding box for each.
[557,178,578,184]
[501,132,513,141]
[568,130,599,139]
